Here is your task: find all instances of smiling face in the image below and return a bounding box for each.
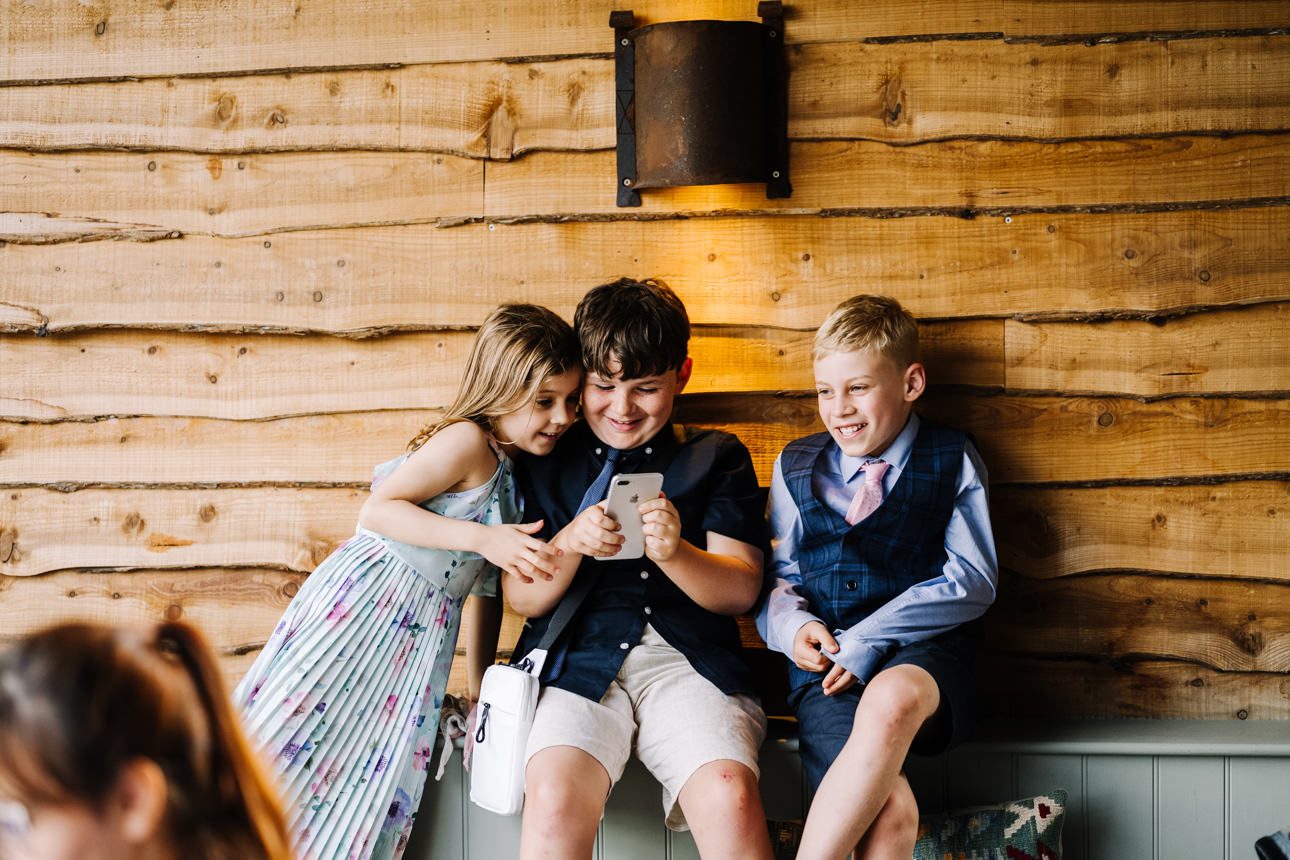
[492,367,582,456]
[582,356,691,451]
[814,347,925,459]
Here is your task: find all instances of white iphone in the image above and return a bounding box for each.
[598,472,665,561]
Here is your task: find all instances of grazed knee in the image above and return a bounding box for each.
[690,761,760,814]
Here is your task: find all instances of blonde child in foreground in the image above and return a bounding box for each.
[0,620,290,860]
[758,295,998,859]
[235,304,581,859]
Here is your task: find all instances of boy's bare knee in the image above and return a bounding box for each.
[525,772,576,816]
[524,748,607,821]
[684,760,761,815]
[857,667,939,736]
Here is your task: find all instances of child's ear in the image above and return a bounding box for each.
[674,356,693,394]
[111,758,168,845]
[903,362,927,402]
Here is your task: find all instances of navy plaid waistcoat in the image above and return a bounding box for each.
[781,418,967,692]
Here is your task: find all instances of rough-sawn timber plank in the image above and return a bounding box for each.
[988,572,1290,673]
[5,38,1289,154]
[0,323,1002,420]
[994,480,1290,580]
[5,209,1288,332]
[3,393,1288,488]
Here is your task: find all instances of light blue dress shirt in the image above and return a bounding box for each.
[756,413,999,684]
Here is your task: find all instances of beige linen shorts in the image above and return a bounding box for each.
[523,624,767,830]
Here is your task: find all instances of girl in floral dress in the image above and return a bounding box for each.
[234,304,581,859]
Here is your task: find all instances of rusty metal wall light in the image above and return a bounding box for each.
[611,3,791,207]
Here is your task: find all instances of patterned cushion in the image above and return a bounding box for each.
[913,789,1066,860]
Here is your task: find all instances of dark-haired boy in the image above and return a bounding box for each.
[504,279,774,860]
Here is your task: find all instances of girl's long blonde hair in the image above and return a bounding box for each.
[408,304,580,452]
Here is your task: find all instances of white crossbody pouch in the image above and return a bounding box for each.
[468,561,601,816]
[469,648,548,815]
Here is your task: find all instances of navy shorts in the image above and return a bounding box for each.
[787,623,982,794]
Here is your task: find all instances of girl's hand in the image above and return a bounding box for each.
[565,503,625,558]
[482,521,560,583]
[639,495,681,562]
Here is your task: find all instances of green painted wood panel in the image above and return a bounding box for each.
[1016,753,1086,860]
[945,747,1016,807]
[760,737,807,821]
[462,770,523,859]
[405,759,466,860]
[1229,758,1290,859]
[668,829,701,860]
[1086,756,1154,860]
[905,753,947,814]
[1158,757,1225,860]
[601,757,668,858]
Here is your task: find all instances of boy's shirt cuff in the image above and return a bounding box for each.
[767,608,825,656]
[826,635,891,684]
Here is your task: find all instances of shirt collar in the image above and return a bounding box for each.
[836,412,920,484]
[581,420,681,465]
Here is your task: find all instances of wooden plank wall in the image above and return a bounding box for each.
[2,2,1288,719]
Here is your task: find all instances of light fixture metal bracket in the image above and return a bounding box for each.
[611,3,791,207]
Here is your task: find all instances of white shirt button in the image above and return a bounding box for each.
[619,642,630,650]
[639,571,649,579]
[595,447,602,455]
[644,606,652,615]
[645,447,653,454]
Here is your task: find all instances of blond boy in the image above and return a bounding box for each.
[758,295,998,858]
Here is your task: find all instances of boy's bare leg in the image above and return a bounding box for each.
[854,775,920,860]
[677,759,775,859]
[796,664,940,860]
[520,745,611,860]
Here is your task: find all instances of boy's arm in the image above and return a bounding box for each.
[826,441,999,684]
[756,455,827,655]
[636,433,770,615]
[649,529,763,615]
[503,501,630,617]
[500,461,580,617]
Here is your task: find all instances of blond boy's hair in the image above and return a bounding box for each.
[813,294,919,369]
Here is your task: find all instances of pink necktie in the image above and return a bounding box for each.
[845,460,890,525]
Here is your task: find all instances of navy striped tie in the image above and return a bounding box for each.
[577,447,622,514]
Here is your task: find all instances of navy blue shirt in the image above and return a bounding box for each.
[512,421,766,702]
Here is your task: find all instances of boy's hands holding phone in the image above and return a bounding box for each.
[639,496,680,562]
[565,473,667,562]
[564,504,625,559]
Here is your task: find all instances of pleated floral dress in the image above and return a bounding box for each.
[235,450,518,860]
